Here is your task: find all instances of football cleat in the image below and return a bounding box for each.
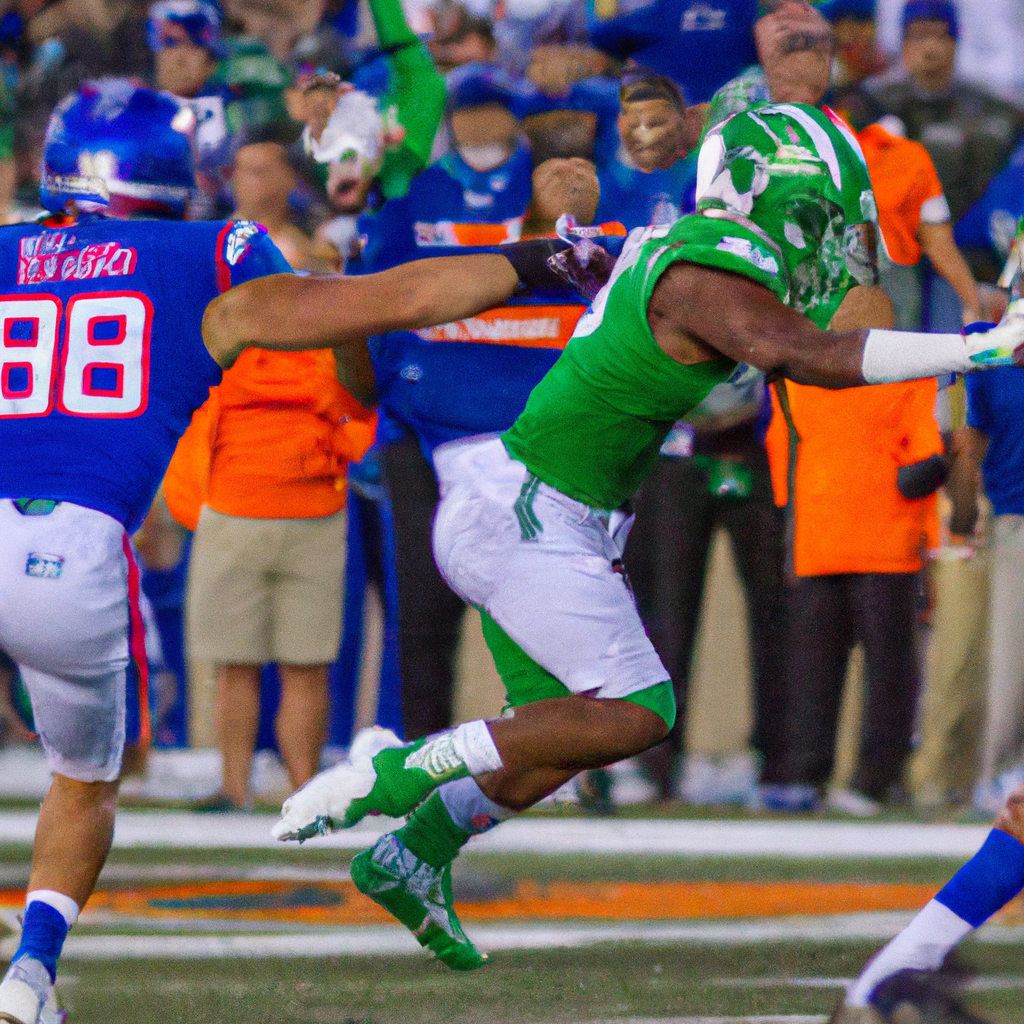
[272,727,405,841]
[830,968,990,1024]
[0,956,66,1024]
[350,833,487,971]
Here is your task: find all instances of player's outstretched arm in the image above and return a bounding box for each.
[651,262,1024,387]
[202,254,519,369]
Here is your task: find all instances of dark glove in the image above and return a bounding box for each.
[500,238,572,294]
[897,454,948,500]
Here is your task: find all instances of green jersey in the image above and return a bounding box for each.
[503,103,879,511]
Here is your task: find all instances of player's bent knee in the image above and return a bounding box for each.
[622,680,675,745]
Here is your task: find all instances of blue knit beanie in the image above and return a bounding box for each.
[902,0,959,41]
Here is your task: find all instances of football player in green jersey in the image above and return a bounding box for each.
[203,102,1024,973]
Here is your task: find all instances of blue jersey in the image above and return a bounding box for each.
[357,143,535,272]
[0,215,290,531]
[587,0,758,104]
[966,367,1024,518]
[955,138,1024,262]
[596,153,698,230]
[354,238,625,460]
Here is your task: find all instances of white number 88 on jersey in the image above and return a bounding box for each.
[0,291,153,419]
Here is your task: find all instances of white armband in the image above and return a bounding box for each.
[861,329,972,384]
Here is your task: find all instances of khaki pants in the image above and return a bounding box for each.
[978,515,1024,784]
[909,550,990,806]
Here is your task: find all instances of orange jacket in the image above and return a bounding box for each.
[765,379,941,576]
[164,348,376,529]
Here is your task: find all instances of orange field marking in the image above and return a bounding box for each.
[0,879,950,927]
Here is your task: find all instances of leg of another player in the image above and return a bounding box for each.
[277,691,669,838]
[28,774,118,906]
[275,663,329,790]
[840,789,1024,1015]
[0,774,117,1020]
[217,663,261,808]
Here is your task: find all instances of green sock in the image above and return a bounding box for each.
[351,734,472,822]
[396,792,472,869]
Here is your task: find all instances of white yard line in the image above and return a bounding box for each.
[0,812,992,858]
[0,912,930,961]
[2,911,1021,961]
[714,976,1024,991]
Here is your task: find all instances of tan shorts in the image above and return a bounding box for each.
[186,507,346,665]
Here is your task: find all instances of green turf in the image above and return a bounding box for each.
[47,942,1020,1024]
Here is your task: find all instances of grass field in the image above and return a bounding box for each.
[2,819,1022,1024]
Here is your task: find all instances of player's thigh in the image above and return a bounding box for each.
[491,519,668,701]
[186,508,274,663]
[269,510,346,665]
[0,501,135,781]
[433,438,667,701]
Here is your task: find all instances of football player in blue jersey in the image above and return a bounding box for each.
[0,79,298,1024]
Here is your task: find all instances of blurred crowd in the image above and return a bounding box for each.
[2,0,1024,823]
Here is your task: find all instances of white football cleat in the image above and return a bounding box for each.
[271,727,405,842]
[0,955,66,1024]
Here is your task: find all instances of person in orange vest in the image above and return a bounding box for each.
[705,0,977,814]
[165,140,377,809]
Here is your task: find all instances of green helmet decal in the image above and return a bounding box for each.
[693,102,879,326]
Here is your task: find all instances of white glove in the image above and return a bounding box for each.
[271,726,404,842]
[966,298,1024,368]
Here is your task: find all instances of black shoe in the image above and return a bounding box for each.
[576,769,614,815]
[831,967,990,1024]
[191,791,251,813]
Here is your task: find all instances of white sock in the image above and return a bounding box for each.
[439,777,515,834]
[25,890,80,929]
[451,720,503,775]
[846,899,973,1005]
[861,329,972,383]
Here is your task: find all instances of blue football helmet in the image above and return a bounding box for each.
[40,78,196,219]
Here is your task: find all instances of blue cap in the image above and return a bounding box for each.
[446,63,540,119]
[902,0,959,40]
[40,79,196,217]
[817,0,876,21]
[147,0,221,53]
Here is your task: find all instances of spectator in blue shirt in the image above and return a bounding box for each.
[586,0,759,104]
[596,72,698,229]
[956,138,1024,284]
[950,357,1024,814]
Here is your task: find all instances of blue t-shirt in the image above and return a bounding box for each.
[587,0,759,104]
[965,367,1024,517]
[955,137,1024,263]
[0,215,291,531]
[596,152,698,229]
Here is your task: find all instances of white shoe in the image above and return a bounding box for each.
[271,727,404,842]
[0,956,65,1024]
[827,788,881,818]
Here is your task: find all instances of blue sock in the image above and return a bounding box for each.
[14,901,69,983]
[935,828,1024,928]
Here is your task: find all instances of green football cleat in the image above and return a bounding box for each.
[351,834,488,971]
